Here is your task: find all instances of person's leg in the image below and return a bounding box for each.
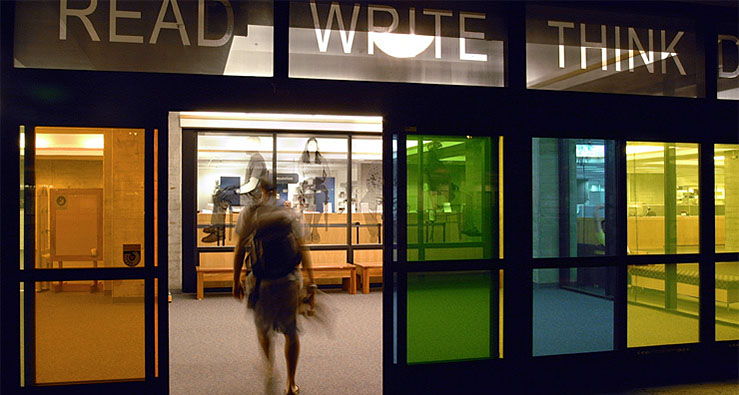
[284,333,300,394]
[257,329,273,375]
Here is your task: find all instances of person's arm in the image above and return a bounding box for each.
[232,235,246,300]
[299,240,316,295]
[240,177,259,193]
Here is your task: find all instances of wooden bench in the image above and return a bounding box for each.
[354,262,382,294]
[196,249,357,299]
[196,266,237,300]
[629,265,739,309]
[312,263,357,294]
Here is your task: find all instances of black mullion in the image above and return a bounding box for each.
[491,268,500,359]
[24,278,35,387]
[23,124,37,387]
[157,123,170,391]
[716,253,739,262]
[272,133,277,185]
[182,130,197,293]
[144,276,155,381]
[397,130,408,368]
[381,122,393,395]
[144,128,155,383]
[351,244,383,250]
[347,135,353,263]
[699,143,716,344]
[621,254,702,266]
[531,257,617,268]
[558,139,571,258]
[615,140,628,351]
[23,268,148,282]
[503,134,532,364]
[405,260,498,273]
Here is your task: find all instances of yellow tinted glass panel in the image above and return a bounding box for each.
[35,127,145,268]
[627,142,699,255]
[35,279,145,383]
[627,264,699,347]
[716,262,739,341]
[716,144,739,253]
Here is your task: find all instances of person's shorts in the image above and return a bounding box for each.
[253,269,302,336]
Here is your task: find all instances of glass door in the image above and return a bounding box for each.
[20,126,164,391]
[384,122,503,389]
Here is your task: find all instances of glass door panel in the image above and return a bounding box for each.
[35,279,146,383]
[406,135,496,261]
[24,126,156,388]
[34,127,146,270]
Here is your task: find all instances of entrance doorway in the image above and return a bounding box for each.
[168,112,383,394]
[20,126,163,389]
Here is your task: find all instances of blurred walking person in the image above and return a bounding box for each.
[233,177,315,395]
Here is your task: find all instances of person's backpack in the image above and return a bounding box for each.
[246,203,302,280]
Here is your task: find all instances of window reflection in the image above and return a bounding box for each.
[533,138,616,258]
[627,142,699,255]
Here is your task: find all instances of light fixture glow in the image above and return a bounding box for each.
[372,32,434,58]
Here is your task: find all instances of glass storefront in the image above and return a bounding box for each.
[627,142,699,255]
[194,131,383,290]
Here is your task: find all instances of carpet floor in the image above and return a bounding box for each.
[169,289,382,395]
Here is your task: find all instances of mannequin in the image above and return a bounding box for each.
[295,137,331,243]
[240,136,268,207]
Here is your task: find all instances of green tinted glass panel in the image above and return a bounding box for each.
[716,144,739,253]
[627,264,699,347]
[716,262,739,341]
[406,136,495,261]
[407,271,494,364]
[627,142,699,255]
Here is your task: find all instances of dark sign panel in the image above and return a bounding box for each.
[289,1,506,87]
[14,0,273,76]
[526,5,702,98]
[718,31,739,100]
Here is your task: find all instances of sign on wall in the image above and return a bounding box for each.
[14,0,273,76]
[526,5,702,98]
[289,1,506,87]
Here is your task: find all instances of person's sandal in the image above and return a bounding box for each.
[286,385,299,395]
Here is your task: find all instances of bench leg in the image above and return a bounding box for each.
[197,272,204,300]
[362,270,370,294]
[349,270,356,295]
